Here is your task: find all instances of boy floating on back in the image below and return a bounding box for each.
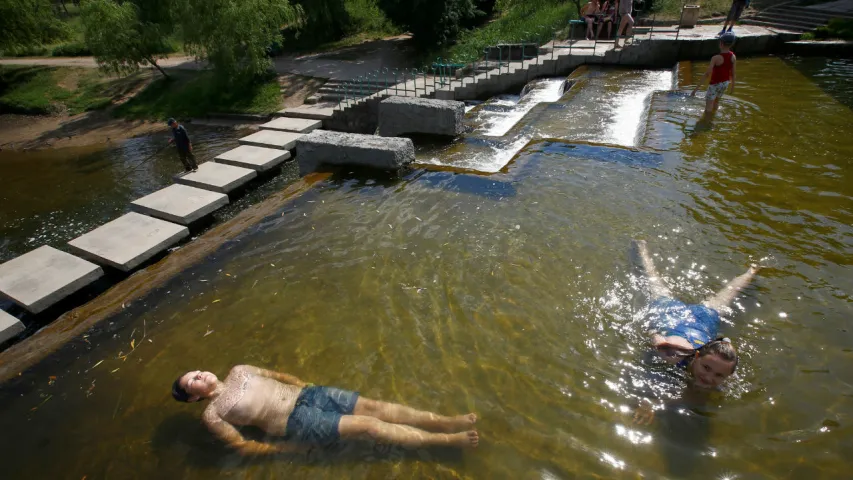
[691,31,737,120]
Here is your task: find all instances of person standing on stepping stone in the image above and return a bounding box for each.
[167,118,198,173]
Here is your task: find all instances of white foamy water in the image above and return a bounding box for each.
[476,78,566,137]
[604,70,673,146]
[419,135,532,173]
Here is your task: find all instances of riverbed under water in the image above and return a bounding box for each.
[0,56,851,479]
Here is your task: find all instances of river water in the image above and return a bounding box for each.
[0,56,851,479]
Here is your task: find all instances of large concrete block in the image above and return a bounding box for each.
[238,130,303,150]
[296,130,414,172]
[131,184,229,225]
[175,162,257,193]
[377,97,465,137]
[259,117,322,133]
[214,145,291,172]
[0,310,25,343]
[0,246,104,314]
[68,212,189,272]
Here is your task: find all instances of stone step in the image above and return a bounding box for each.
[0,245,104,314]
[214,145,292,172]
[175,161,258,193]
[130,184,229,225]
[68,212,189,272]
[259,117,322,133]
[0,309,25,344]
[741,19,809,32]
[752,13,827,29]
[754,10,832,25]
[238,130,304,150]
[778,6,853,20]
[277,106,336,120]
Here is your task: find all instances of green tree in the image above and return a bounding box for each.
[180,0,303,82]
[0,0,69,51]
[377,0,485,47]
[81,0,173,78]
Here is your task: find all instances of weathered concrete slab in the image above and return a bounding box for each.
[296,130,414,172]
[238,130,303,150]
[378,97,465,137]
[0,246,104,314]
[131,184,229,225]
[68,212,189,272]
[278,106,335,120]
[214,145,291,172]
[175,162,257,194]
[0,310,25,343]
[259,117,322,133]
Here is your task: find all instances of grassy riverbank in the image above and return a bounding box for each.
[0,65,283,119]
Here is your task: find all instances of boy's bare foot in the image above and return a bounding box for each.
[441,413,477,432]
[448,430,479,448]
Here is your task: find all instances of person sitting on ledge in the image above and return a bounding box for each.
[171,365,479,455]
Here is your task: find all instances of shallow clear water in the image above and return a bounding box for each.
[1,57,852,479]
[0,127,298,264]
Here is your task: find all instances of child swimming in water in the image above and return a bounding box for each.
[632,240,759,423]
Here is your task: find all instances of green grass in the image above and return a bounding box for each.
[0,66,119,114]
[115,71,283,120]
[813,18,853,40]
[437,1,577,63]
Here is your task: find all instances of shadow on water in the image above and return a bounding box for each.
[782,56,853,111]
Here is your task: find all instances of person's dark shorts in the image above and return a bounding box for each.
[727,0,747,22]
[285,386,360,446]
[646,297,721,348]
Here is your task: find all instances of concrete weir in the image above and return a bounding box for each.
[239,130,303,150]
[215,145,291,172]
[296,130,415,172]
[0,246,104,314]
[377,97,465,137]
[0,310,25,344]
[175,162,257,193]
[131,184,229,225]
[68,212,189,272]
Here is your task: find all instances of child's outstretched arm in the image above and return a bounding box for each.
[691,58,716,96]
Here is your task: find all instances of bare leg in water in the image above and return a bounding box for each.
[634,239,672,299]
[353,397,477,433]
[703,264,760,314]
[338,415,479,449]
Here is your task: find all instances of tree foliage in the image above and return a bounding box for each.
[81,0,173,78]
[0,0,69,51]
[377,0,485,47]
[179,0,303,82]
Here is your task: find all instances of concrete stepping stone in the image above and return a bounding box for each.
[214,145,291,172]
[278,106,335,120]
[68,212,189,272]
[238,130,303,150]
[0,246,104,314]
[175,162,257,194]
[0,310,25,343]
[131,184,229,225]
[259,117,322,133]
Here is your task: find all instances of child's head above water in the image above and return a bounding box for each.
[720,31,736,49]
[690,337,738,388]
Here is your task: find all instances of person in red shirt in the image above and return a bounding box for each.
[691,31,737,119]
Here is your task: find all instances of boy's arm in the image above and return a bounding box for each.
[691,58,717,96]
[238,365,308,387]
[729,56,736,93]
[203,409,304,455]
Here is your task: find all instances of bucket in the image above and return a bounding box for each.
[680,5,701,28]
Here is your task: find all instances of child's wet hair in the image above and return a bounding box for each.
[697,337,738,373]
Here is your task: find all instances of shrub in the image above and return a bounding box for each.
[51,41,92,57]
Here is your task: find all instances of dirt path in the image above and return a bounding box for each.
[0,112,168,150]
[0,55,203,70]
